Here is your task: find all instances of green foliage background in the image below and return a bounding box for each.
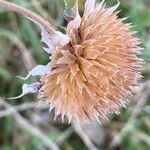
[0,0,150,150]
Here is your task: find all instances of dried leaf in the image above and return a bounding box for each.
[6,82,41,100]
[17,65,51,80]
[41,27,69,54]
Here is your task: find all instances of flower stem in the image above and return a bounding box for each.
[0,0,55,33]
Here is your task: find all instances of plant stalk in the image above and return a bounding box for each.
[0,0,55,33]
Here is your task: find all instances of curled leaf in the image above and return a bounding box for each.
[17,65,51,80]
[41,28,70,54]
[6,82,41,100]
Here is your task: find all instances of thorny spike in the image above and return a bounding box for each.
[94,0,106,12]
[107,0,120,13]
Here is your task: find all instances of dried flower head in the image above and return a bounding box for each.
[0,0,144,123]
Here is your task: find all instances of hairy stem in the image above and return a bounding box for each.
[0,0,55,33]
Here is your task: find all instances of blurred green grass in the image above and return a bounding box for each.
[0,0,150,150]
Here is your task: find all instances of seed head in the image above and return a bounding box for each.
[1,0,144,123]
[39,0,144,122]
